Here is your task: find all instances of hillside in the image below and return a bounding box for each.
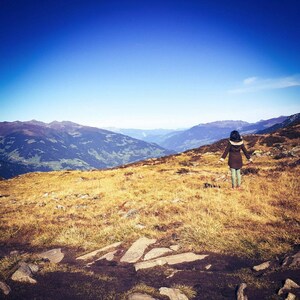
[257,113,300,134]
[0,121,173,179]
[0,124,299,299]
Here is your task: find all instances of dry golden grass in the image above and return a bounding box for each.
[0,148,299,260]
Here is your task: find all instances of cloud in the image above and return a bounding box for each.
[229,75,300,94]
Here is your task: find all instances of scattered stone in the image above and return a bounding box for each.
[120,237,157,263]
[0,281,11,295]
[55,205,65,210]
[10,250,19,256]
[135,252,208,271]
[159,287,188,300]
[286,293,296,300]
[282,251,300,267]
[27,263,39,273]
[236,283,248,300]
[79,194,89,199]
[96,250,117,262]
[11,263,37,284]
[43,193,49,197]
[170,245,180,251]
[290,251,300,267]
[76,242,122,260]
[128,293,157,300]
[166,269,181,278]
[122,209,139,219]
[253,261,271,271]
[203,182,220,188]
[278,279,300,295]
[38,248,64,263]
[205,264,212,270]
[135,223,146,230]
[144,248,173,261]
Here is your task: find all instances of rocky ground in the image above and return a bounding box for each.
[1,237,299,299]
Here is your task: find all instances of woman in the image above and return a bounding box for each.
[219,130,252,189]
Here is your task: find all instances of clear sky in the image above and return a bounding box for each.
[1,0,300,129]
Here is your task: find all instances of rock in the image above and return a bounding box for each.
[0,281,11,295]
[27,263,39,273]
[38,248,64,263]
[170,245,180,251]
[135,252,208,271]
[282,251,300,267]
[144,248,173,261]
[236,283,248,300]
[166,269,181,278]
[205,264,212,270]
[122,209,139,219]
[253,261,271,271]
[278,279,300,295]
[286,293,296,300]
[291,251,300,267]
[56,205,65,210]
[11,263,37,284]
[135,223,146,230]
[96,250,117,262]
[120,237,157,263]
[10,250,19,256]
[76,242,122,260]
[128,292,157,300]
[159,287,188,300]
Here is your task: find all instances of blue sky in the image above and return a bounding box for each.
[1,0,300,129]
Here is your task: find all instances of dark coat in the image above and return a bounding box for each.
[221,140,250,169]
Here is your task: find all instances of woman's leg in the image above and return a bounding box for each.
[230,168,237,188]
[236,169,241,187]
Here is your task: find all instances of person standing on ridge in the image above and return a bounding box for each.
[219,130,252,189]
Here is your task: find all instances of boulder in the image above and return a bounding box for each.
[236,283,248,300]
[76,242,122,260]
[0,281,11,295]
[120,237,157,263]
[144,248,173,261]
[11,263,37,284]
[135,252,208,271]
[278,279,300,295]
[38,248,64,263]
[159,287,188,300]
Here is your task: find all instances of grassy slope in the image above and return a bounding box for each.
[1,133,299,261]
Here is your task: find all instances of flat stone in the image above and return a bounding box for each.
[159,287,188,300]
[128,292,157,300]
[38,248,64,263]
[120,237,157,263]
[236,283,248,300]
[253,261,271,271]
[11,264,37,284]
[278,279,300,295]
[76,242,122,260]
[144,248,172,261]
[291,251,300,267]
[135,252,208,271]
[0,281,11,295]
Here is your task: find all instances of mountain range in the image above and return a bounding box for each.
[0,114,299,179]
[0,121,173,179]
[111,116,291,152]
